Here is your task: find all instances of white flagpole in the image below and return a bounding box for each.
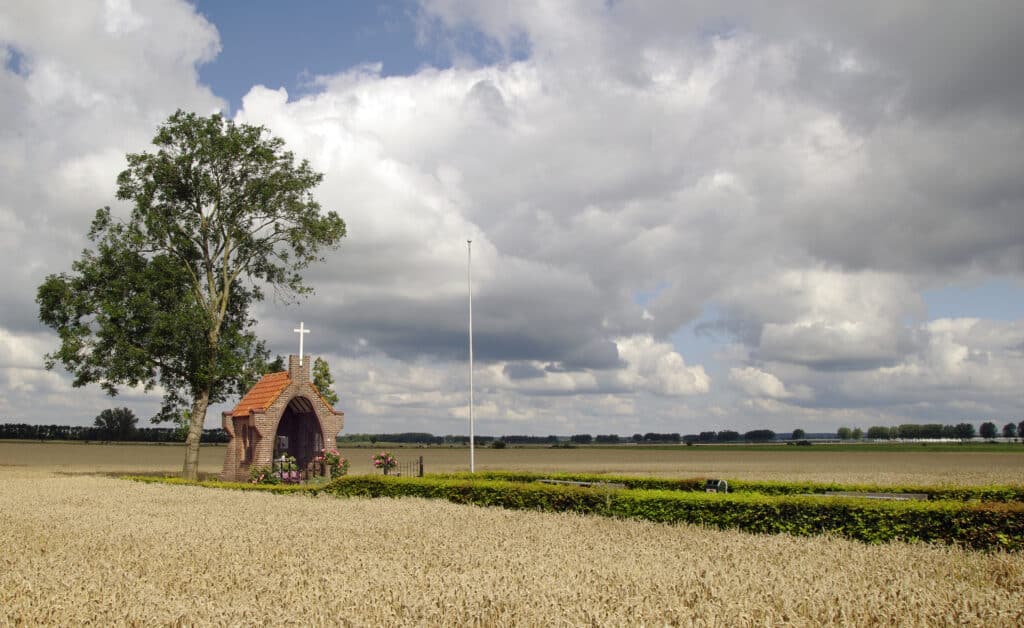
[468,240,475,473]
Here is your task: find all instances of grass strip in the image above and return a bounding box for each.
[434,471,1024,502]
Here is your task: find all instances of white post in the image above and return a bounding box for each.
[468,240,475,473]
[293,321,310,365]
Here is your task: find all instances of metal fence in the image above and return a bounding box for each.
[381,455,424,477]
[271,457,331,483]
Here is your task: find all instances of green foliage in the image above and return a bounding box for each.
[1003,423,1017,438]
[744,429,776,442]
[316,476,1024,551]
[955,422,976,439]
[126,475,315,495]
[248,465,280,485]
[312,357,339,406]
[126,473,1024,550]
[434,471,1024,503]
[980,421,998,439]
[491,439,506,449]
[93,407,138,440]
[851,427,863,440]
[38,110,346,479]
[867,426,892,439]
[791,428,806,440]
[837,427,852,440]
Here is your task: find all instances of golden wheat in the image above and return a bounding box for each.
[1,468,1022,626]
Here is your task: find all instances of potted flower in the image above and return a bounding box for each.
[372,451,398,475]
[275,454,301,484]
[315,448,350,478]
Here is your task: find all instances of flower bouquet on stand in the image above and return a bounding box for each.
[315,448,350,478]
[276,453,301,484]
[372,451,398,475]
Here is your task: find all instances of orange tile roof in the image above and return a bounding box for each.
[230,371,290,418]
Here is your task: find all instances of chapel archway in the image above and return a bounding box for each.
[273,396,325,470]
[220,353,344,482]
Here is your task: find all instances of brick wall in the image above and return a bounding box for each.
[219,355,345,481]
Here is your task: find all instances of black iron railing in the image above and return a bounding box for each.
[381,456,424,477]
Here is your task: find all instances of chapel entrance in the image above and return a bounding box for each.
[273,397,324,471]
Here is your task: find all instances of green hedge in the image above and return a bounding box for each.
[319,476,1024,551]
[434,471,1024,502]
[124,474,1024,550]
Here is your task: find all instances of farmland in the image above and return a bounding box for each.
[2,441,1023,624]
[2,468,1022,625]
[3,440,1022,485]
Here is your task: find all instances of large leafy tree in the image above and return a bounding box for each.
[37,110,346,479]
[94,407,138,441]
[979,421,998,439]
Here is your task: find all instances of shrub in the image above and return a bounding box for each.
[433,471,1024,503]
[127,473,1024,550]
[316,475,1024,551]
[249,465,280,485]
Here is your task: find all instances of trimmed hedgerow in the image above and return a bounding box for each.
[319,475,1024,551]
[434,471,1024,502]
[125,474,1024,550]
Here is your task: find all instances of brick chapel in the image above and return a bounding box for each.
[220,354,344,481]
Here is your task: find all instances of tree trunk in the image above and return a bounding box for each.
[181,388,211,480]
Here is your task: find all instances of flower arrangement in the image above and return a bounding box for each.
[372,450,398,474]
[315,448,350,478]
[275,454,301,484]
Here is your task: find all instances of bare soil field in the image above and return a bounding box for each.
[2,468,1022,626]
[3,441,1022,485]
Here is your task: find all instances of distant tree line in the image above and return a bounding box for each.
[0,407,232,443]
[683,429,777,444]
[0,422,228,443]
[339,432,449,445]
[836,421,1022,441]
[630,433,682,443]
[503,435,560,444]
[11,421,1016,447]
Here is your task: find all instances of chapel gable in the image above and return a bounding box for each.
[220,354,344,482]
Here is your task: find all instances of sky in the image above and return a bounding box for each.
[1,0,1023,437]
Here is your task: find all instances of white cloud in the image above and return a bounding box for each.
[2,0,1023,435]
[729,367,792,400]
[614,335,710,396]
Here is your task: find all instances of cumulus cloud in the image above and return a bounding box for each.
[614,336,710,396]
[2,0,1023,434]
[0,0,221,420]
[729,367,791,400]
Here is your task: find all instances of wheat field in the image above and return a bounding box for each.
[4,441,1023,485]
[2,467,1023,626]
[3,442,1023,625]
